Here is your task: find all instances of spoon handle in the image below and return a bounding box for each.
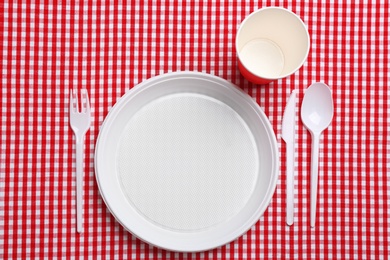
[310,132,320,228]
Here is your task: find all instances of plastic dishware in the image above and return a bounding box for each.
[301,82,334,227]
[281,90,297,226]
[94,72,279,251]
[69,88,91,233]
[236,7,310,84]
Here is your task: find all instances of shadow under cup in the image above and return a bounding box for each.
[236,7,310,85]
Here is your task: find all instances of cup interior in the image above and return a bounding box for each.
[236,7,310,80]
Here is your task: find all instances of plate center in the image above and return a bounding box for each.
[117,93,259,231]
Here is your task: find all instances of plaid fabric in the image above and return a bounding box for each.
[1,0,389,259]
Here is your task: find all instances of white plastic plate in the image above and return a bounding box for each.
[95,72,279,252]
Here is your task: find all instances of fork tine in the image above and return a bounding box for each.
[81,89,90,113]
[69,90,72,112]
[70,88,76,113]
[76,89,80,112]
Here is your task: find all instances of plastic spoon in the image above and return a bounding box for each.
[301,82,334,227]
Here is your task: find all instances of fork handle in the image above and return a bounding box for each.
[75,134,85,233]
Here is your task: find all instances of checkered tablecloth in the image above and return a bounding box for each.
[1,0,389,259]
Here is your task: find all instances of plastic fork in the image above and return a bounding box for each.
[69,88,91,233]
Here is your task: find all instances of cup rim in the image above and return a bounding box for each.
[235,7,310,81]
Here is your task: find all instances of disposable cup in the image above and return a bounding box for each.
[236,7,310,84]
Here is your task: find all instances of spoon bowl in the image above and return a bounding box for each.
[301,83,334,134]
[301,82,334,227]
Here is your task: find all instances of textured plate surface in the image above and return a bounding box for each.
[95,72,279,252]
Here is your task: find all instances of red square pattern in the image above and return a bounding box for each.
[1,1,388,259]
